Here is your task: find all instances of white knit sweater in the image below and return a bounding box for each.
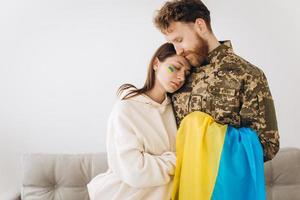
[87,92,177,200]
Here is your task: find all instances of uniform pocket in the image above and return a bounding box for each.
[189,94,202,112]
[188,94,213,114]
[209,87,239,109]
[209,87,241,124]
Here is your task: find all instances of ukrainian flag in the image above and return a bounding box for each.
[171,111,266,200]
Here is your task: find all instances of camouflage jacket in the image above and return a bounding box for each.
[171,40,280,162]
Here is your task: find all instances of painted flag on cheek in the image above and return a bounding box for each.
[171,111,266,200]
[167,66,175,73]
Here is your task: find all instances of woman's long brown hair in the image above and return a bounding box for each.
[117,43,176,100]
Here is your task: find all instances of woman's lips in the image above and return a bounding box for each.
[171,81,180,88]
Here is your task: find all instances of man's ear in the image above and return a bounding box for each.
[194,18,208,35]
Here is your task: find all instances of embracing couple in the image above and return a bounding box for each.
[87,0,280,199]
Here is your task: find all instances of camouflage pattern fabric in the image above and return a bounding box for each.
[171,40,280,162]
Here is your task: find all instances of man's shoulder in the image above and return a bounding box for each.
[220,51,264,78]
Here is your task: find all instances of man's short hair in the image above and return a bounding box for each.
[154,0,212,33]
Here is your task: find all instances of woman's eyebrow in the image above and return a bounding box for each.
[170,62,180,67]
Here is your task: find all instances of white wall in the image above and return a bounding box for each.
[0,0,299,195]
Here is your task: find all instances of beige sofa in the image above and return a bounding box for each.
[3,147,300,200]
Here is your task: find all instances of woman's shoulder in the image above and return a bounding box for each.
[110,97,141,116]
[106,98,143,128]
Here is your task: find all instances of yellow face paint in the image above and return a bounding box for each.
[167,65,175,73]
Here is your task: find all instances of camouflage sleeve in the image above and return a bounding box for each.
[240,69,280,162]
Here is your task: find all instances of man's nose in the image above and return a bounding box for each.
[175,46,184,56]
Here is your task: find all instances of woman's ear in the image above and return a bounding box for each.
[153,57,160,71]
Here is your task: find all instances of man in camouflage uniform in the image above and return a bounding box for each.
[154,0,279,162]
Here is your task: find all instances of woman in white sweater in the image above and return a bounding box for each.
[87,43,190,200]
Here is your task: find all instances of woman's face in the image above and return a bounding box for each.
[155,55,190,93]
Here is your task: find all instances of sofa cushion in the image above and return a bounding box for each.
[21,153,108,200]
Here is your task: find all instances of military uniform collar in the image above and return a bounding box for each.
[205,40,233,63]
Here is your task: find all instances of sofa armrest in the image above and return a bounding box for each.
[264,147,300,200]
[1,190,21,200]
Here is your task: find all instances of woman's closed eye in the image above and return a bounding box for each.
[174,65,191,77]
[174,66,180,71]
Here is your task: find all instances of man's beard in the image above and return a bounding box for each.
[185,35,209,67]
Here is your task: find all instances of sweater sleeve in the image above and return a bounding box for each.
[109,103,176,188]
